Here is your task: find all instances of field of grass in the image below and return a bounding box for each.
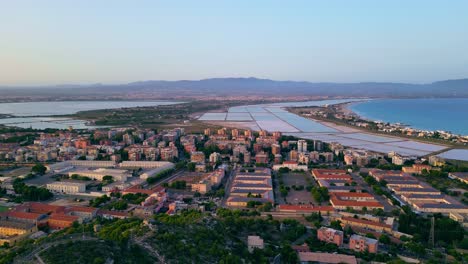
[0,205,9,212]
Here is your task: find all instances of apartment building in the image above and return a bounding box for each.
[349,234,378,253]
[317,227,344,246]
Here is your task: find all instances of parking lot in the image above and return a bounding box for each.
[277,171,317,205]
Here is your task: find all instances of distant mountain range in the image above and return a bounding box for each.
[1,77,467,98]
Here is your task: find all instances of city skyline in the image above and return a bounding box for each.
[1,0,468,85]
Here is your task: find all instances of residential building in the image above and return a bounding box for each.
[190,151,205,163]
[272,161,308,171]
[402,164,434,174]
[349,234,378,253]
[340,217,393,233]
[255,151,269,164]
[271,144,281,155]
[297,140,307,153]
[317,227,344,246]
[0,221,37,246]
[247,236,264,252]
[313,140,323,151]
[209,152,221,163]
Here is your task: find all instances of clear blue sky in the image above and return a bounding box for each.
[1,0,467,85]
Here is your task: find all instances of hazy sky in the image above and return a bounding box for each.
[1,0,467,86]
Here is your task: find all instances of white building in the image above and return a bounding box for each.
[247,236,264,252]
[46,182,86,194]
[209,152,221,163]
[139,163,176,180]
[120,161,174,169]
[297,140,308,153]
[68,168,129,182]
[272,161,308,171]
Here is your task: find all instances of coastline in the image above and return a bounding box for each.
[341,99,466,136]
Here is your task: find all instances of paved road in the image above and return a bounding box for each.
[148,169,185,188]
[221,169,235,207]
[350,172,394,212]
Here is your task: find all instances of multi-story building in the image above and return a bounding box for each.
[309,151,320,162]
[243,152,251,163]
[46,182,86,194]
[297,140,307,153]
[313,140,323,151]
[330,193,384,211]
[449,172,468,184]
[74,139,90,149]
[209,152,221,163]
[349,234,378,253]
[255,151,269,164]
[247,236,264,252]
[344,154,354,165]
[429,155,445,166]
[322,152,334,162]
[0,221,37,246]
[227,168,273,207]
[272,131,282,139]
[271,144,281,155]
[274,154,282,164]
[160,147,178,161]
[391,154,407,165]
[402,164,434,174]
[191,169,225,194]
[272,161,308,171]
[340,217,393,233]
[298,152,309,164]
[217,128,226,135]
[289,150,298,161]
[190,151,206,163]
[231,129,239,138]
[67,168,129,182]
[312,169,351,181]
[317,227,344,246]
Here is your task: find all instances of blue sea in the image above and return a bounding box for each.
[350,98,468,135]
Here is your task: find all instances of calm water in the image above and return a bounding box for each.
[0,100,182,116]
[0,100,182,129]
[351,98,468,135]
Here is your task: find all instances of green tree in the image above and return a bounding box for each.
[311,186,329,203]
[187,162,196,172]
[379,234,391,244]
[31,163,47,175]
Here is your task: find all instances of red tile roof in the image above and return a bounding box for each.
[341,217,392,229]
[7,211,42,220]
[312,169,351,180]
[277,204,334,212]
[333,192,375,198]
[48,214,79,222]
[66,206,98,213]
[330,197,384,208]
[25,202,65,214]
